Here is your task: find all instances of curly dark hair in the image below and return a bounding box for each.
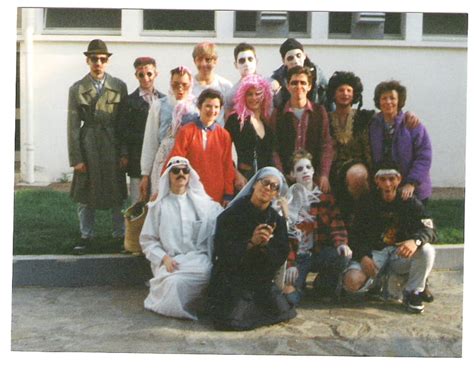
[373,80,407,111]
[327,71,364,109]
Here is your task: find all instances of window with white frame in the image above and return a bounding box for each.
[422,13,468,37]
[43,8,121,31]
[234,11,310,37]
[328,12,402,39]
[143,10,215,32]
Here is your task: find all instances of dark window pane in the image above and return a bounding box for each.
[45,8,121,29]
[384,12,402,35]
[235,11,257,32]
[288,11,308,33]
[143,10,214,31]
[329,12,352,34]
[423,13,468,35]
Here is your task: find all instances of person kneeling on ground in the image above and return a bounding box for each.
[140,156,223,320]
[343,161,437,313]
[282,149,351,305]
[207,167,296,330]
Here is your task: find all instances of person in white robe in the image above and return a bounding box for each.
[140,156,223,320]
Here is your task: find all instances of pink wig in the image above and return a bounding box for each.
[233,74,273,129]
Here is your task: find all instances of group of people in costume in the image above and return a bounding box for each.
[67,37,436,331]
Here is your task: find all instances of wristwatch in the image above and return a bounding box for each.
[415,239,423,247]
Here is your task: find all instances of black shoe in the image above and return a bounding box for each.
[419,284,434,303]
[403,291,425,314]
[72,238,91,255]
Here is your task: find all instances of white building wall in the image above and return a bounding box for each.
[17,10,467,187]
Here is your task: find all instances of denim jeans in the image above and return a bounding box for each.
[288,247,350,304]
[78,203,124,239]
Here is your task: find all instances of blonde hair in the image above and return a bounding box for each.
[192,42,218,60]
[290,149,313,168]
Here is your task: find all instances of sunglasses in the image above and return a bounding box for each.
[90,56,108,64]
[172,82,190,90]
[289,80,308,86]
[296,164,312,172]
[259,178,280,192]
[137,71,154,78]
[170,166,191,175]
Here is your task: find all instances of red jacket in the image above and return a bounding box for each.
[167,121,235,203]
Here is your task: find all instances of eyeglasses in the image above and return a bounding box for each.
[296,164,313,172]
[137,71,154,78]
[289,80,308,86]
[90,56,108,64]
[170,166,191,175]
[259,178,280,192]
[172,82,190,90]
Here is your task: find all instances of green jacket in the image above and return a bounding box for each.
[67,73,128,209]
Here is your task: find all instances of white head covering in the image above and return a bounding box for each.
[154,156,210,204]
[227,166,288,209]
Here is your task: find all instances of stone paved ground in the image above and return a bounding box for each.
[11,270,462,357]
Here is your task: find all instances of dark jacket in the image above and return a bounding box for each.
[350,191,437,261]
[270,101,333,178]
[121,88,165,177]
[224,113,275,179]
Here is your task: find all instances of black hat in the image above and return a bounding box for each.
[83,39,112,56]
[279,38,304,59]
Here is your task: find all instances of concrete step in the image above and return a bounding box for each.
[12,245,464,287]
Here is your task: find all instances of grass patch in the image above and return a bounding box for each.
[12,189,465,255]
[13,189,130,255]
[426,199,465,244]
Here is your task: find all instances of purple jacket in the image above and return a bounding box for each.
[369,111,432,200]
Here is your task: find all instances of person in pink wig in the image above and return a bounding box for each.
[225,74,275,185]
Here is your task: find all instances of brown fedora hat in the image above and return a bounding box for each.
[83,39,112,56]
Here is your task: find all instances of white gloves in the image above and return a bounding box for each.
[285,266,299,285]
[337,244,353,259]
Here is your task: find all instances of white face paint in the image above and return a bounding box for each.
[235,50,257,77]
[293,158,314,187]
[284,49,306,69]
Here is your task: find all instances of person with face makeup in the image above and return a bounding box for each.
[68,39,128,255]
[270,66,333,194]
[369,80,432,205]
[343,161,436,314]
[281,150,350,305]
[271,38,328,109]
[224,43,258,115]
[191,42,233,126]
[207,167,296,331]
[140,66,198,201]
[120,57,165,204]
[140,156,223,320]
[166,89,235,206]
[225,74,275,182]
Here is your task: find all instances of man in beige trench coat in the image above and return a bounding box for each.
[67,39,128,254]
